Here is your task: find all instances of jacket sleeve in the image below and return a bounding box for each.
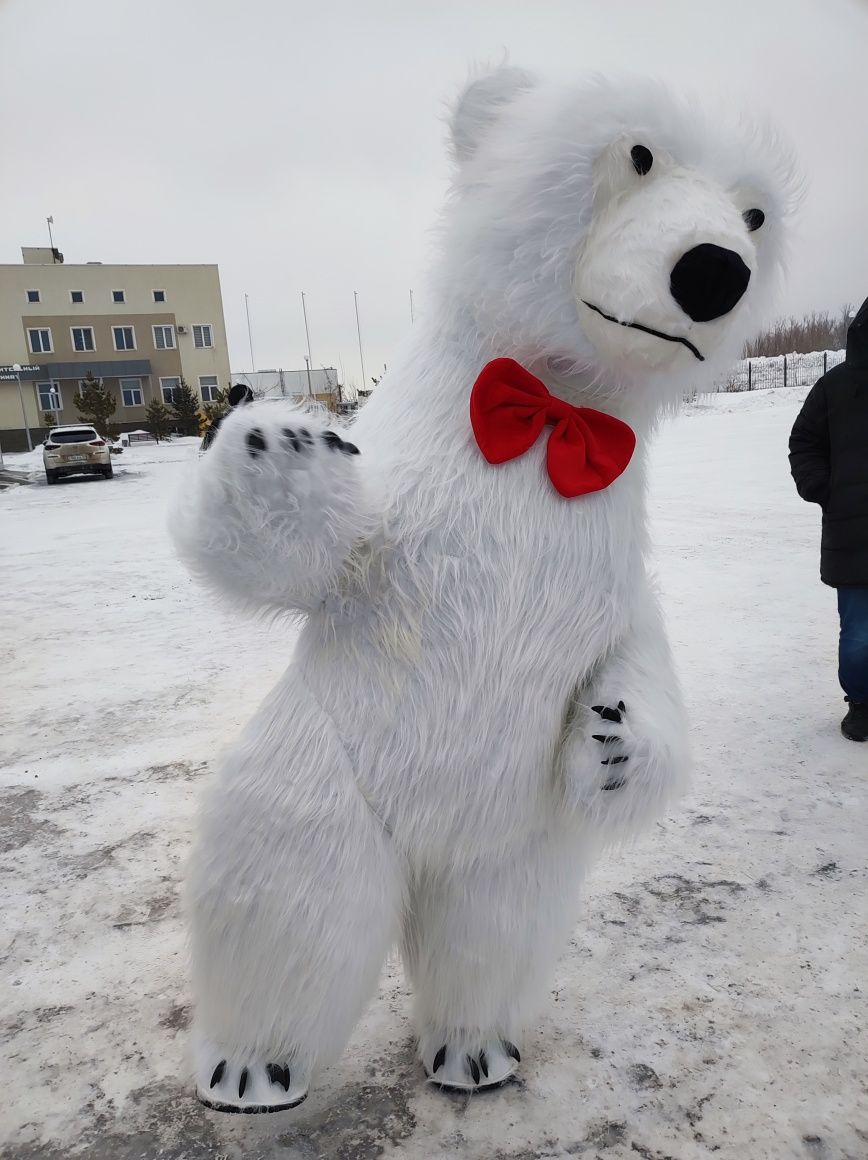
[789,380,831,508]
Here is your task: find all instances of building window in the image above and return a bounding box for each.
[120,378,143,407]
[193,323,213,349]
[113,325,136,351]
[160,376,181,404]
[199,375,220,403]
[26,289,40,303]
[71,326,96,352]
[70,290,84,304]
[37,382,62,411]
[152,324,176,350]
[112,289,126,304]
[28,327,53,354]
[153,289,166,303]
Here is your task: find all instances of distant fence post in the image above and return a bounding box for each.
[823,351,828,375]
[783,355,787,389]
[748,360,752,391]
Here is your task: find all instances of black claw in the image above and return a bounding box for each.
[298,428,312,444]
[321,430,359,456]
[210,1060,226,1089]
[592,734,620,745]
[468,1056,481,1085]
[432,1045,447,1074]
[282,427,295,439]
[246,429,266,457]
[618,701,626,713]
[479,1050,489,1078]
[267,1063,290,1091]
[603,778,628,791]
[601,754,629,766]
[593,705,622,724]
[238,1067,248,1098]
[281,427,302,452]
[504,1040,521,1063]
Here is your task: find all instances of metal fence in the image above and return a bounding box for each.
[723,349,845,393]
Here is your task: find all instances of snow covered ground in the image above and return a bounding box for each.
[1,392,866,1160]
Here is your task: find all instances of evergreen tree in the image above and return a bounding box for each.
[76,373,117,437]
[168,379,202,437]
[145,398,173,442]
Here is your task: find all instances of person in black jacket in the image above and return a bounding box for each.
[200,382,254,451]
[789,296,868,741]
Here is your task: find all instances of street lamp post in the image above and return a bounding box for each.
[13,364,32,452]
[304,355,313,398]
[354,291,366,395]
[301,292,313,370]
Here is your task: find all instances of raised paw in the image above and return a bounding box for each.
[216,410,362,483]
[196,1049,309,1114]
[425,1038,520,1093]
[591,701,631,790]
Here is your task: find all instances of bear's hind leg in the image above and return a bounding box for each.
[403,825,586,1092]
[189,683,403,1112]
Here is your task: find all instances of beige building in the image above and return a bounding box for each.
[0,247,231,450]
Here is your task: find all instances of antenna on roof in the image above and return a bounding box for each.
[46,216,63,263]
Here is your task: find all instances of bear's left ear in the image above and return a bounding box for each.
[449,65,538,164]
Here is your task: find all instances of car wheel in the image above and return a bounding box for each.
[103,467,114,479]
[45,470,58,485]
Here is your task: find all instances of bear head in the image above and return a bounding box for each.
[439,66,802,409]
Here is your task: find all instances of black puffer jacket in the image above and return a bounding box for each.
[789,296,868,586]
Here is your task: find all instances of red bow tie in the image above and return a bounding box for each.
[470,358,636,499]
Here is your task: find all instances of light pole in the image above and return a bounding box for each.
[13,364,32,452]
[244,293,256,372]
[354,291,366,395]
[301,292,313,370]
[304,355,313,398]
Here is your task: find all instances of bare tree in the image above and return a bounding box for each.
[743,306,851,358]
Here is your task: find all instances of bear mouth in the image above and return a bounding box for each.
[582,301,705,362]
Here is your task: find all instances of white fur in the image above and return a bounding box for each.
[171,68,800,1106]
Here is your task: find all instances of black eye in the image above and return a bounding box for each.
[630,145,653,176]
[743,208,765,232]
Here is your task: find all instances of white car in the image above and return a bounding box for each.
[43,425,113,484]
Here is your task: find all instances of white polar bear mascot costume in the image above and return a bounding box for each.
[172,67,798,1112]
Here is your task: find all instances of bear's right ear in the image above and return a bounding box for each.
[449,65,538,164]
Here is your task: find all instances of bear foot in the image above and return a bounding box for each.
[195,1038,310,1114]
[423,1038,520,1092]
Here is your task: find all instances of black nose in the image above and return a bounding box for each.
[670,243,751,323]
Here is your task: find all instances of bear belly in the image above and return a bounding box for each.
[303,513,635,858]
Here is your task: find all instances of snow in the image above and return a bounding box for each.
[2,394,866,1159]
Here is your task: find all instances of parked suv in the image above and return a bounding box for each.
[43,426,113,484]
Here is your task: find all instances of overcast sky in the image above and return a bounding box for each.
[1,0,865,389]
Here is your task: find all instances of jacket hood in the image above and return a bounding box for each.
[846,296,868,367]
